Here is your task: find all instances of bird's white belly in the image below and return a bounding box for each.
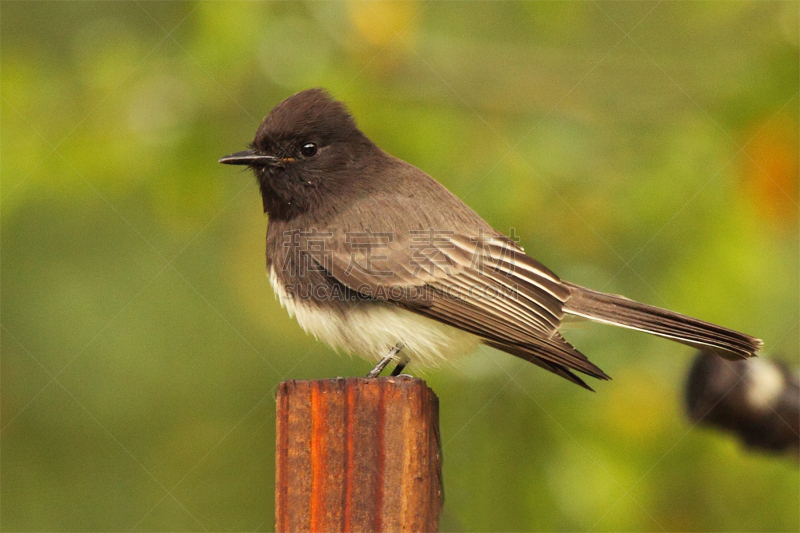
[269,267,479,365]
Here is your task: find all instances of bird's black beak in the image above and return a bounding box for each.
[218,149,278,166]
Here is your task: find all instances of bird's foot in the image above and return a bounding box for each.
[367,343,405,378]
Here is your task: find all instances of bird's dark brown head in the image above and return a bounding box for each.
[220,88,382,221]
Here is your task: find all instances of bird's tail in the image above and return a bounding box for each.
[562,282,762,360]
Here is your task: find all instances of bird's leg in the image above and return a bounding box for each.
[390,354,410,376]
[367,343,404,378]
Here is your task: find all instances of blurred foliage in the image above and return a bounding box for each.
[2,1,799,531]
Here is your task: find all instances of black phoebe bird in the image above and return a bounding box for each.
[220,88,762,389]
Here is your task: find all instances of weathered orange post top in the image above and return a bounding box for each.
[275,376,443,533]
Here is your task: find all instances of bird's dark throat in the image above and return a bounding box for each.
[255,167,318,221]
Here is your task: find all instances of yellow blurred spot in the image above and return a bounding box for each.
[740,114,799,226]
[348,1,419,47]
[598,370,673,445]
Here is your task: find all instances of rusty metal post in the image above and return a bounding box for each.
[275,376,443,533]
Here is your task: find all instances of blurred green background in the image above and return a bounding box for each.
[2,1,798,530]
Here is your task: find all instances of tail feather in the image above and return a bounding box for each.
[562,282,762,360]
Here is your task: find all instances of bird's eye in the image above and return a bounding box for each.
[300,142,318,157]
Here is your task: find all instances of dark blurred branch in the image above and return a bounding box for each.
[685,351,799,457]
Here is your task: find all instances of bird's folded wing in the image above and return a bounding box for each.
[301,230,607,378]
[303,227,561,324]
